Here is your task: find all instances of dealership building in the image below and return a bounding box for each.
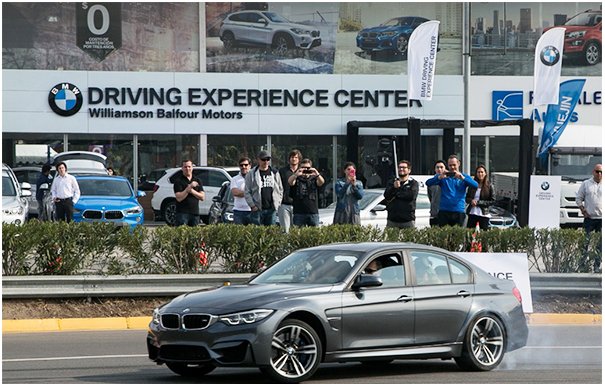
[2,2,601,200]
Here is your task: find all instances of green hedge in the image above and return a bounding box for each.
[2,221,601,275]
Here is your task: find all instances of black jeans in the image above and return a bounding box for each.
[437,211,466,227]
[55,198,74,222]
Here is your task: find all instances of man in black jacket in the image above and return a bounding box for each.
[384,160,419,228]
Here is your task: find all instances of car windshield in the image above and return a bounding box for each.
[262,12,290,23]
[78,179,133,197]
[3,175,17,196]
[381,17,414,27]
[251,249,364,285]
[565,12,601,26]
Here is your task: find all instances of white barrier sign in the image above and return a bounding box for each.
[529,175,561,229]
[455,252,533,313]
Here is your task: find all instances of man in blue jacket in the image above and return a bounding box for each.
[426,154,478,227]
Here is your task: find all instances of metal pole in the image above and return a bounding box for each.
[463,2,471,174]
[392,138,398,179]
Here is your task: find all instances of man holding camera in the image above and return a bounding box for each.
[288,158,324,227]
[384,160,419,228]
[426,154,478,227]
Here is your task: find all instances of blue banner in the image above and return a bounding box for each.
[537,79,586,158]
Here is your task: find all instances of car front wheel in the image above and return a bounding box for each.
[166,362,216,377]
[222,31,235,50]
[455,315,506,371]
[583,41,600,65]
[261,319,322,383]
[272,34,293,56]
[163,200,177,226]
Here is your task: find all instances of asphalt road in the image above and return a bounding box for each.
[2,325,601,383]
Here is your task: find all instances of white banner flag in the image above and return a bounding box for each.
[533,27,565,106]
[407,20,440,101]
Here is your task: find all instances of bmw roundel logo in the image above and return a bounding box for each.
[541,182,550,191]
[48,83,83,116]
[540,46,560,66]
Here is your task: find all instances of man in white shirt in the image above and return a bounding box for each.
[231,157,252,225]
[50,161,80,222]
[576,163,602,272]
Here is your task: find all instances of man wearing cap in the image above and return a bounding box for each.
[245,150,284,226]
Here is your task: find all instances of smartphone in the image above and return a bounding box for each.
[348,169,356,177]
[302,169,313,174]
[446,171,456,177]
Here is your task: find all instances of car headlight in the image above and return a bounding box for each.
[566,30,586,39]
[290,27,310,35]
[3,206,24,215]
[125,206,143,215]
[219,309,273,326]
[152,308,160,324]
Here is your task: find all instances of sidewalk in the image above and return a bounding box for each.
[2,313,602,333]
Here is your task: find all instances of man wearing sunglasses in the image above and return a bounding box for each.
[231,156,252,225]
[245,150,284,226]
[577,163,602,272]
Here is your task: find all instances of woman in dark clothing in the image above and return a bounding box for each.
[466,165,495,230]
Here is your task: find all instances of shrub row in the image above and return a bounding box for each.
[2,221,601,275]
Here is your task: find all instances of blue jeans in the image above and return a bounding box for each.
[293,213,319,227]
[233,210,252,225]
[582,218,602,272]
[251,209,276,226]
[176,212,199,227]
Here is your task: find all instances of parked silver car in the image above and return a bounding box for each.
[219,10,321,55]
[2,163,31,225]
[147,242,528,382]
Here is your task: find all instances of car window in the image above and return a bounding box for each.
[243,12,263,23]
[207,171,230,188]
[364,253,405,287]
[79,179,133,197]
[417,193,430,209]
[411,251,449,286]
[449,258,473,284]
[3,175,17,196]
[14,170,38,185]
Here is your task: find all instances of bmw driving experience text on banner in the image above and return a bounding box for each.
[407,20,440,101]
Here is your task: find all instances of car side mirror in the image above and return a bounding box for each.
[137,190,146,197]
[21,182,32,190]
[39,183,50,191]
[352,274,383,290]
[371,204,386,213]
[257,18,267,24]
[21,189,32,197]
[212,195,221,202]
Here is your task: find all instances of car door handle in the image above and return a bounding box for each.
[397,295,413,302]
[457,290,471,298]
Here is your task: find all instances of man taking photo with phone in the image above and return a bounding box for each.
[288,158,324,227]
[426,154,478,227]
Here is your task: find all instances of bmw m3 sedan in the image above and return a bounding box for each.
[147,242,528,383]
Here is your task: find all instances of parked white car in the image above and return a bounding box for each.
[12,166,42,218]
[2,163,32,225]
[318,188,431,229]
[151,166,238,225]
[219,10,321,55]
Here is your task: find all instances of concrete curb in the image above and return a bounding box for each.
[2,314,602,333]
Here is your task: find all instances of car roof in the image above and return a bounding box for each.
[306,242,454,254]
[75,175,129,181]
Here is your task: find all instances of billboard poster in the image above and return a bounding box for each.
[334,3,462,75]
[206,2,338,73]
[471,2,602,76]
[76,3,122,61]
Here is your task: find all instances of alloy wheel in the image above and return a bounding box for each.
[584,42,600,65]
[469,316,504,367]
[268,320,320,381]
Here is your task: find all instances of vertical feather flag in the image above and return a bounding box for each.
[533,27,565,106]
[407,20,440,101]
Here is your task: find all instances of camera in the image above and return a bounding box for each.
[446,171,456,177]
[302,169,313,174]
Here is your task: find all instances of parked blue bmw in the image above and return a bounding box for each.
[73,175,145,228]
[356,16,429,57]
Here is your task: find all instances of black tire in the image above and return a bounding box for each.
[166,362,216,377]
[260,319,322,383]
[395,35,409,56]
[272,34,293,56]
[162,200,177,226]
[583,41,600,66]
[455,314,506,371]
[222,31,235,50]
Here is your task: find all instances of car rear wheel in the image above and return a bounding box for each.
[455,315,505,371]
[261,319,322,383]
[272,34,293,56]
[166,362,216,377]
[395,35,409,56]
[583,41,600,65]
[222,31,235,50]
[163,200,177,226]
